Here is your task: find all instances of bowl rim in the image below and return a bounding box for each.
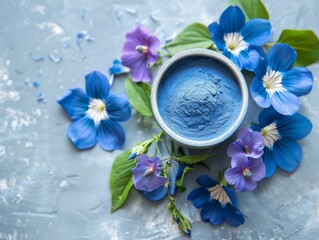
[151,48,249,148]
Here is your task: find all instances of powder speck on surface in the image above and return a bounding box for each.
[157,56,242,141]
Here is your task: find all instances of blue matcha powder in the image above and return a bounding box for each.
[157,56,242,141]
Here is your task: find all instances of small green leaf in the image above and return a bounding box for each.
[125,78,153,116]
[168,199,192,236]
[165,23,213,55]
[229,0,269,20]
[277,29,319,66]
[174,154,212,164]
[110,151,137,213]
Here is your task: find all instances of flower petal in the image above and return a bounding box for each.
[134,174,167,192]
[268,44,296,72]
[224,168,242,185]
[246,45,267,72]
[67,117,97,149]
[263,147,278,178]
[188,187,210,209]
[201,200,225,225]
[234,176,246,192]
[224,204,245,227]
[223,50,243,70]
[85,71,110,100]
[227,139,245,158]
[57,88,89,120]
[250,158,266,181]
[196,175,219,188]
[97,119,125,151]
[282,67,314,97]
[242,177,257,191]
[148,35,160,51]
[258,107,282,128]
[276,113,312,140]
[148,51,159,65]
[106,94,131,122]
[143,186,167,201]
[241,19,273,45]
[121,53,151,82]
[208,22,225,51]
[250,76,272,108]
[219,6,245,34]
[271,90,300,115]
[223,186,239,209]
[273,139,303,172]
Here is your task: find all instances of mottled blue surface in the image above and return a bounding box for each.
[158,56,242,141]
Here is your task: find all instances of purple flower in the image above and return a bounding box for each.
[250,43,314,115]
[57,71,131,151]
[227,128,265,159]
[225,156,266,192]
[131,154,167,192]
[121,26,160,82]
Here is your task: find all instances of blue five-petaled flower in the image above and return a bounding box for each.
[208,6,273,70]
[250,43,314,115]
[251,107,312,177]
[188,175,245,227]
[57,71,131,151]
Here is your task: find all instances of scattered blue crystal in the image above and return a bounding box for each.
[125,8,137,15]
[115,10,123,20]
[48,53,63,64]
[149,12,160,23]
[29,53,44,62]
[37,91,46,103]
[32,81,40,87]
[81,8,86,20]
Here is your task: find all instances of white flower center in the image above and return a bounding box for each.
[208,185,231,207]
[262,70,283,94]
[223,33,248,56]
[86,99,108,125]
[261,122,281,149]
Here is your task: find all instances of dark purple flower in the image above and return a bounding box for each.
[121,26,160,82]
[131,154,167,192]
[227,128,265,159]
[225,156,266,192]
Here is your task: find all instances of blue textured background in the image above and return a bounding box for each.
[0,0,318,239]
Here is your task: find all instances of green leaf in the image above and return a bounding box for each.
[174,154,212,164]
[165,23,213,55]
[110,151,137,213]
[125,78,153,116]
[168,199,192,236]
[228,0,269,20]
[277,29,319,66]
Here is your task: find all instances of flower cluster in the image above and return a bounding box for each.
[225,128,266,192]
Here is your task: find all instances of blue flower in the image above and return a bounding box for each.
[142,160,185,201]
[131,155,168,192]
[188,175,245,227]
[251,107,312,177]
[57,71,131,151]
[250,43,314,115]
[208,6,273,70]
[108,59,130,75]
